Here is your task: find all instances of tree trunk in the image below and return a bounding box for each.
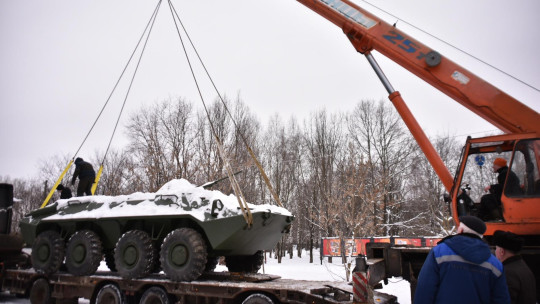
[277,242,282,263]
[309,235,314,264]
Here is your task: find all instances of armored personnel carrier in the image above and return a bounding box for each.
[20,179,293,281]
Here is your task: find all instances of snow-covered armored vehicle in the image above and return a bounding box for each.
[19,179,293,281]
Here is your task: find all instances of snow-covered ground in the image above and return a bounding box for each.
[0,250,410,304]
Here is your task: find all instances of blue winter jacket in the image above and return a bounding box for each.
[414,234,510,304]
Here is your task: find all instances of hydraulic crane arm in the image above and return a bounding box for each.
[297,0,540,135]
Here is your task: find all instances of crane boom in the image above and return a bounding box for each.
[297,0,540,135]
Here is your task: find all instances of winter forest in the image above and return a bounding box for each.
[2,95,465,262]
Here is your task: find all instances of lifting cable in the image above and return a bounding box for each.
[94,0,162,194]
[166,0,254,226]
[167,0,285,213]
[41,1,163,208]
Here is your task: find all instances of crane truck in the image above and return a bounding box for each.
[296,0,540,301]
[2,0,540,303]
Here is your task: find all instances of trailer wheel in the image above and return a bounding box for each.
[205,256,220,272]
[114,230,155,279]
[95,283,125,304]
[65,229,103,276]
[160,228,207,281]
[242,293,275,304]
[31,230,65,275]
[226,250,264,273]
[29,278,53,304]
[139,286,173,304]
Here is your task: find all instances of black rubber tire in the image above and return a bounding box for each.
[95,283,125,304]
[29,278,53,304]
[205,256,220,272]
[226,250,264,273]
[114,230,154,279]
[104,248,117,272]
[160,228,207,282]
[139,286,172,304]
[31,230,65,275]
[242,293,275,304]
[65,229,103,276]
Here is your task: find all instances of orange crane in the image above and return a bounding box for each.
[297,0,540,233]
[297,0,540,299]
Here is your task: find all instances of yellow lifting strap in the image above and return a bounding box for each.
[41,160,74,208]
[91,165,104,195]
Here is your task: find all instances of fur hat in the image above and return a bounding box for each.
[493,158,507,168]
[459,216,486,236]
[493,230,523,253]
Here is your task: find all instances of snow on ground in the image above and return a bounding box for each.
[0,250,410,304]
[254,251,411,304]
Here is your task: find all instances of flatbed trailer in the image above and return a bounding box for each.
[1,268,397,304]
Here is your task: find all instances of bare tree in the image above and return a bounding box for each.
[125,97,197,191]
[302,109,344,261]
[91,149,138,195]
[405,134,463,236]
[347,100,416,236]
[0,176,46,234]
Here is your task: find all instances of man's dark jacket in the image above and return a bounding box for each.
[60,187,72,199]
[503,255,536,304]
[490,166,521,199]
[71,160,95,185]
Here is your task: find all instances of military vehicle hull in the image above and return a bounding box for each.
[19,179,293,281]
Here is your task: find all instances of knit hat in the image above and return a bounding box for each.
[57,184,64,191]
[493,230,523,253]
[459,216,486,236]
[75,157,83,164]
[493,158,507,168]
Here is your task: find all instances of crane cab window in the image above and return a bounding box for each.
[507,139,540,197]
[460,151,514,204]
[456,139,540,221]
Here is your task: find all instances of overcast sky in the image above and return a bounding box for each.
[1,0,539,180]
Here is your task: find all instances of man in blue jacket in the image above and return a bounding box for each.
[414,216,510,304]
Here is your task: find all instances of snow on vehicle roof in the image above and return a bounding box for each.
[43,179,292,221]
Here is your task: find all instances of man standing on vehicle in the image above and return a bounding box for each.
[71,157,96,196]
[493,230,536,304]
[414,216,510,304]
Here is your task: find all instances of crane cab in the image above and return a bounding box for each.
[452,133,540,236]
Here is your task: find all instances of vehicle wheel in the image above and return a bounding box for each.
[226,250,264,273]
[205,256,219,272]
[95,283,125,304]
[160,228,207,281]
[139,286,173,304]
[65,229,103,276]
[242,293,275,304]
[31,230,65,275]
[104,248,117,272]
[29,278,53,304]
[114,230,154,279]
